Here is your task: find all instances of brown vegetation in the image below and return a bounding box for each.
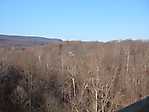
[0,40,149,112]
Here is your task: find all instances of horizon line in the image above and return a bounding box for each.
[0,33,149,42]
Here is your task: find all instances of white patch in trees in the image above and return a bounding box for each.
[38,55,41,64]
[72,77,76,97]
[46,63,49,69]
[68,51,75,57]
[126,50,130,73]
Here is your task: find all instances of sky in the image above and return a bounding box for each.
[0,0,149,41]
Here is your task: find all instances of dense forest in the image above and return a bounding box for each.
[0,40,149,112]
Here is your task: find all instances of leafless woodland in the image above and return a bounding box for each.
[0,40,149,112]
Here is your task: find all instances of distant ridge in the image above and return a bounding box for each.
[0,34,62,47]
